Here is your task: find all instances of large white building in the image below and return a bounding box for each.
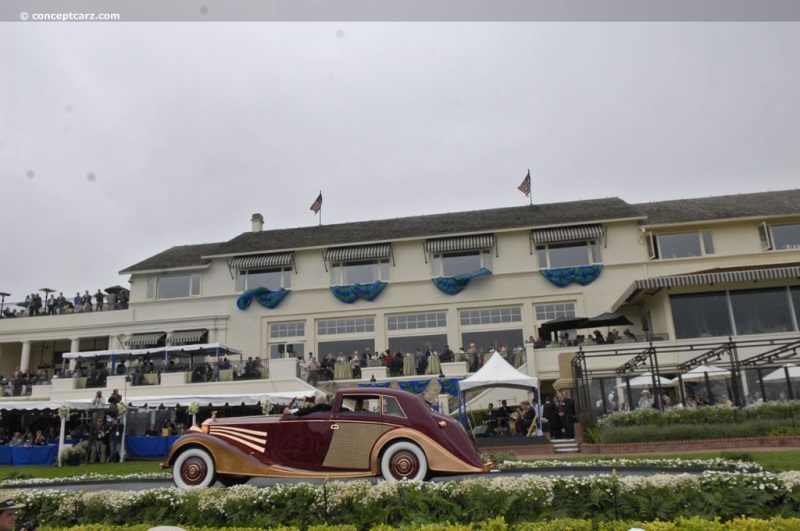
[1,188,800,411]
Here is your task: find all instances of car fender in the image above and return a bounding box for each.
[370,427,485,475]
[163,432,276,477]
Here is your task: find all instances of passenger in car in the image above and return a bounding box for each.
[287,394,331,417]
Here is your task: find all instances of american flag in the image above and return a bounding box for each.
[310,192,323,214]
[518,170,531,197]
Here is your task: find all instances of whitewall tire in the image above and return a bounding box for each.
[380,441,428,482]
[173,447,216,488]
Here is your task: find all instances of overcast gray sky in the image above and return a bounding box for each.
[1,21,799,304]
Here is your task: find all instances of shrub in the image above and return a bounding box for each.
[11,473,800,529]
[598,402,800,429]
[599,417,795,444]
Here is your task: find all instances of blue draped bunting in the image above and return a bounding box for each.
[438,377,462,397]
[357,381,392,388]
[236,287,290,310]
[398,379,431,394]
[540,265,603,287]
[432,267,492,295]
[330,281,388,304]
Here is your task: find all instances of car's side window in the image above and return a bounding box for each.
[382,396,406,418]
[342,395,379,413]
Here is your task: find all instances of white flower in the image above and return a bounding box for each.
[187,401,200,415]
[57,403,71,420]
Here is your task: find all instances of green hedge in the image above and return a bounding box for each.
[599,419,788,444]
[7,471,800,529]
[593,402,800,443]
[597,402,800,428]
[34,516,800,530]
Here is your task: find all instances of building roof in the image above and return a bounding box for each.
[213,197,638,256]
[634,189,800,226]
[120,189,800,274]
[120,242,227,274]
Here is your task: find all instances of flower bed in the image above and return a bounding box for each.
[5,471,800,529]
[590,402,800,444]
[28,516,800,530]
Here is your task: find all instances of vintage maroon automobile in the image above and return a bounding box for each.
[162,387,490,488]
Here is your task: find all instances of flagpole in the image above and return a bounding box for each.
[318,190,322,227]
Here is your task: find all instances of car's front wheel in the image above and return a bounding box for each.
[380,441,428,482]
[173,447,216,488]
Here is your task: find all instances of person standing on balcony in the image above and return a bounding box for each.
[94,290,105,311]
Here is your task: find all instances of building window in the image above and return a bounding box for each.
[387,312,447,331]
[146,273,201,300]
[237,267,292,292]
[759,222,800,251]
[331,260,390,286]
[270,321,305,339]
[459,307,521,326]
[317,317,375,336]
[431,250,492,278]
[670,287,799,339]
[647,231,715,260]
[535,303,577,321]
[536,241,601,269]
[388,334,448,355]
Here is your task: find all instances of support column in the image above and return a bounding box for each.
[69,338,80,372]
[20,341,31,372]
[109,335,124,350]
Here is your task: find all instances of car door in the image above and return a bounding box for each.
[264,412,337,471]
[320,394,388,472]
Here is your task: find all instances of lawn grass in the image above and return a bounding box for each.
[3,450,800,482]
[0,459,164,481]
[556,450,800,472]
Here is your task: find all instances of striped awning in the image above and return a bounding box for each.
[124,332,166,348]
[424,234,495,253]
[530,224,604,244]
[167,329,208,346]
[612,263,800,310]
[228,252,293,270]
[324,243,392,262]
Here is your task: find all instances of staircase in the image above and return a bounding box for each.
[552,438,580,454]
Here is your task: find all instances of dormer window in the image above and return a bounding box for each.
[645,230,715,260]
[146,273,201,300]
[759,222,800,251]
[531,224,603,269]
[324,244,393,286]
[229,253,294,292]
[425,234,495,277]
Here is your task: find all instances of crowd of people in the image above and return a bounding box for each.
[477,392,577,440]
[1,289,129,318]
[305,342,527,384]
[530,328,639,349]
[0,367,50,396]
[594,387,794,417]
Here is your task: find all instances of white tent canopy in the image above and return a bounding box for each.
[763,364,800,381]
[459,352,539,392]
[615,372,673,389]
[671,363,730,384]
[122,390,323,409]
[62,342,242,360]
[0,400,94,411]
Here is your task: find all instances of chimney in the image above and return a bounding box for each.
[251,213,264,233]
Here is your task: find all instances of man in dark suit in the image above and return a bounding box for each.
[556,391,576,439]
[543,396,561,439]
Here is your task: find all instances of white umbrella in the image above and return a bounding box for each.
[616,372,673,388]
[762,364,800,382]
[671,363,730,384]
